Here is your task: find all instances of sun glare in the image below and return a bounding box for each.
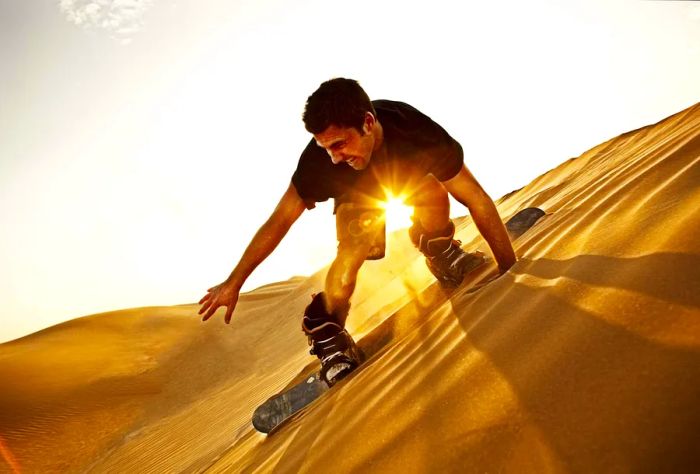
[381,195,414,232]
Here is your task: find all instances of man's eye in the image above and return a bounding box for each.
[331,142,345,151]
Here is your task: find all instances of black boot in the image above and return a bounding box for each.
[302,293,362,387]
[409,219,485,288]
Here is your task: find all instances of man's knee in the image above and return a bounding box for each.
[406,175,449,210]
[407,175,450,232]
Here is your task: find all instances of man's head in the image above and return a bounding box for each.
[303,78,381,170]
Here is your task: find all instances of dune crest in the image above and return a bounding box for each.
[1,104,699,472]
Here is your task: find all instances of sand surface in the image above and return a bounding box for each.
[1,103,699,473]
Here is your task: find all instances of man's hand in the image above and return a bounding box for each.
[198,280,241,324]
[197,183,306,325]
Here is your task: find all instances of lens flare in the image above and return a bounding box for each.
[381,194,414,231]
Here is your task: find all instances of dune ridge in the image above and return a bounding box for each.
[1,102,699,473]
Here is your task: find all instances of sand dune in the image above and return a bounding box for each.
[1,103,699,473]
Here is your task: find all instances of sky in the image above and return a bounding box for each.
[1,0,699,342]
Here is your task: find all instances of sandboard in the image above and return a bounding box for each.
[252,207,545,434]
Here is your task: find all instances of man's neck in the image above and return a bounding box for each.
[372,120,384,153]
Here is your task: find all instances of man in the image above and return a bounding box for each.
[199,78,516,386]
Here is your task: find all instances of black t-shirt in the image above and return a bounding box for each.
[292,100,463,210]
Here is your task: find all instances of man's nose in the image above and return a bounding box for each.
[329,151,345,164]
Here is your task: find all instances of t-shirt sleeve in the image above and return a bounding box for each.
[427,137,463,182]
[291,139,332,210]
[381,101,464,181]
[405,106,464,182]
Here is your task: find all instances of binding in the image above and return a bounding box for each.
[302,293,362,386]
[409,218,485,288]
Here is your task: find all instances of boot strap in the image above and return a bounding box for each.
[305,323,351,358]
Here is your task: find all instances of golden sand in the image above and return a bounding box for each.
[1,104,698,473]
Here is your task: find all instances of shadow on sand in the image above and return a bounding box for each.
[448,251,700,471]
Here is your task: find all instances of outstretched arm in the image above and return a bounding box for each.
[443,164,517,273]
[198,182,307,323]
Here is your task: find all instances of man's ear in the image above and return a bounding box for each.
[363,112,376,134]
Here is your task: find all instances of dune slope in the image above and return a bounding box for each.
[1,102,699,473]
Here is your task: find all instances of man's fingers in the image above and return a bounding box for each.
[202,304,218,321]
[198,293,212,305]
[198,299,213,315]
[198,285,236,323]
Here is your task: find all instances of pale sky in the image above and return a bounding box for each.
[1,0,699,342]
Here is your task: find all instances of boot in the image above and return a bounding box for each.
[409,219,485,288]
[302,292,362,386]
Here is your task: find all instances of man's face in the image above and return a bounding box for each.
[313,119,375,170]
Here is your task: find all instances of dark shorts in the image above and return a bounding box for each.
[334,196,387,261]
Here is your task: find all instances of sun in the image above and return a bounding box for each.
[381,194,414,232]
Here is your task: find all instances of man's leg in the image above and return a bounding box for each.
[324,243,370,323]
[406,174,451,233]
[326,200,384,321]
[406,175,485,288]
[302,202,384,386]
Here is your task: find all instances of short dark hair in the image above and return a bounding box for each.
[303,78,376,134]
